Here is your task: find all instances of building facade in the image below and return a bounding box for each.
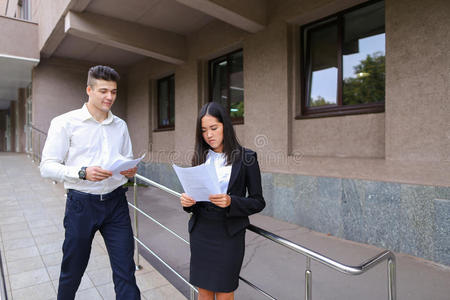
[1,0,449,267]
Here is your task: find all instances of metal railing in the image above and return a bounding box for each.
[30,125,47,163]
[0,250,8,300]
[130,173,396,300]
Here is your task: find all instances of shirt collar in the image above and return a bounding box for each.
[80,103,114,124]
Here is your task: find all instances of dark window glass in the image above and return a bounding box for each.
[157,75,175,129]
[210,50,244,123]
[301,0,385,117]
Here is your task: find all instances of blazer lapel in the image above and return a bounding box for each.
[226,154,242,193]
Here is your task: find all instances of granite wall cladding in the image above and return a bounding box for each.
[138,162,450,266]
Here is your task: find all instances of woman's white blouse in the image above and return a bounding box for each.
[205,150,232,194]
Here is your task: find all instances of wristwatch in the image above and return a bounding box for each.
[78,167,87,180]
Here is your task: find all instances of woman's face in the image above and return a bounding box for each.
[201,114,224,152]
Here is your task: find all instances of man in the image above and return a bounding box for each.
[40,65,140,299]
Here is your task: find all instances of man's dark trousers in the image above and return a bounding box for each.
[57,186,140,300]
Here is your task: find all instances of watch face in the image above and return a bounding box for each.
[78,169,86,179]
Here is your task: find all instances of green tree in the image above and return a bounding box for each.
[343,52,385,105]
[310,96,333,107]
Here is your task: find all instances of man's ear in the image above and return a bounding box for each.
[86,85,91,96]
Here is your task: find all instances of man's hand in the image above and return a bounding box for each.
[86,166,112,181]
[120,166,138,178]
[209,194,231,208]
[180,193,196,207]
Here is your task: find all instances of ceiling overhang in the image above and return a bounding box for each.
[176,0,267,33]
[0,54,39,109]
[64,11,187,65]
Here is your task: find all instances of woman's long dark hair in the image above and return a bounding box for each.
[192,102,241,166]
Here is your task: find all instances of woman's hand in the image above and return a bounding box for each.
[209,194,231,208]
[180,193,196,207]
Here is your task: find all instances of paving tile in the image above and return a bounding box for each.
[87,266,113,286]
[7,255,45,275]
[31,224,60,237]
[37,239,63,255]
[3,237,36,251]
[142,284,186,300]
[0,221,29,233]
[5,245,40,262]
[27,218,55,228]
[74,287,103,300]
[42,252,63,267]
[34,232,65,244]
[2,229,32,241]
[0,216,26,225]
[96,282,116,300]
[136,269,169,291]
[52,273,93,292]
[11,281,56,300]
[47,264,61,281]
[0,209,23,218]
[9,267,50,290]
[85,254,111,271]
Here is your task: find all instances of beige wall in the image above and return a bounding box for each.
[0,15,38,59]
[385,0,450,162]
[0,0,7,15]
[36,0,70,51]
[32,58,127,134]
[122,0,450,186]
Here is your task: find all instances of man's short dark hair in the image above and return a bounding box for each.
[87,65,120,87]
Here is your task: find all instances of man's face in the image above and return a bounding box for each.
[86,79,117,113]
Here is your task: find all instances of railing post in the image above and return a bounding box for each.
[388,257,396,300]
[190,286,196,300]
[134,176,142,270]
[37,135,41,163]
[31,130,35,162]
[305,257,312,300]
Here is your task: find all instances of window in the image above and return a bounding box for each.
[209,49,244,124]
[300,0,385,118]
[157,75,175,130]
[17,0,30,20]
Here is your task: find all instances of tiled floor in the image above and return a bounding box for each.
[0,153,186,300]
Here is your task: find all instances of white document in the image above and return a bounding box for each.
[172,163,221,202]
[106,154,145,179]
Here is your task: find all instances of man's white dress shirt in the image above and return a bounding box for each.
[40,104,133,194]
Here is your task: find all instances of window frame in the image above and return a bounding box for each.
[298,0,385,119]
[155,74,175,131]
[208,49,244,125]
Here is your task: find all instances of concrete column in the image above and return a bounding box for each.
[9,102,16,152]
[17,88,26,152]
[0,110,6,151]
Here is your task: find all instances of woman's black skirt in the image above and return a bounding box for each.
[189,203,245,293]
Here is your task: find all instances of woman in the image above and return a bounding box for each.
[180,102,265,300]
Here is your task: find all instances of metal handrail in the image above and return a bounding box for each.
[30,125,47,163]
[0,250,8,300]
[131,173,396,300]
[132,174,277,299]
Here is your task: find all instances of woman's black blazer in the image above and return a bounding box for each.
[184,147,266,236]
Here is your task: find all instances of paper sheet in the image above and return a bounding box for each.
[172,163,221,202]
[105,154,145,179]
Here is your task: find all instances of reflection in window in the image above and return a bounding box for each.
[157,75,175,129]
[306,21,338,107]
[343,2,385,105]
[301,0,385,117]
[210,50,244,123]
